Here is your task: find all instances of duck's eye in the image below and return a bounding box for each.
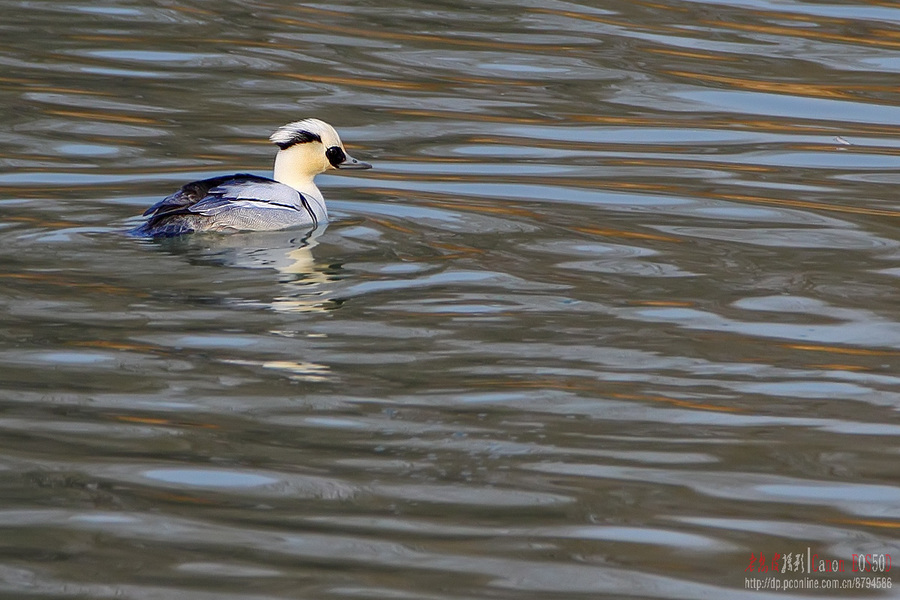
[325,146,346,167]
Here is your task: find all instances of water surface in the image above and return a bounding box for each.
[1,0,899,598]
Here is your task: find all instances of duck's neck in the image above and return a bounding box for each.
[272,144,326,202]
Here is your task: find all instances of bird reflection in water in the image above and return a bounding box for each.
[148,226,346,313]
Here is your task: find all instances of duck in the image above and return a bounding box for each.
[131,119,371,237]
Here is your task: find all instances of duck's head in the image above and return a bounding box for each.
[270,119,371,194]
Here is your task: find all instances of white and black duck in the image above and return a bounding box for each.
[132,119,371,237]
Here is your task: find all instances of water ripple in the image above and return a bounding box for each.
[1,0,899,598]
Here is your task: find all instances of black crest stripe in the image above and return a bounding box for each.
[274,130,322,150]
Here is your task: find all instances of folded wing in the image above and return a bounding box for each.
[135,174,320,236]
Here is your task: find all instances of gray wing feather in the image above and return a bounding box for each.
[146,175,305,217]
[211,181,302,205]
[134,174,320,237]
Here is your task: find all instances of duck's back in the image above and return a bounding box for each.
[131,174,325,237]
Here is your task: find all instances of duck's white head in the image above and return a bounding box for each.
[270,118,371,198]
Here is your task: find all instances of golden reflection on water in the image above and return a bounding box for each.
[571,113,900,138]
[389,108,900,142]
[713,191,900,218]
[666,71,898,103]
[369,165,900,220]
[632,300,695,307]
[281,71,538,91]
[43,109,162,125]
[0,272,139,296]
[832,518,900,530]
[570,227,682,243]
[362,179,900,221]
[812,364,871,372]
[114,415,220,430]
[69,340,161,352]
[428,241,486,258]
[272,15,582,53]
[785,344,900,357]
[607,158,773,175]
[612,393,743,413]
[528,7,680,33]
[19,85,116,98]
[390,109,550,125]
[646,48,738,62]
[278,72,436,92]
[708,19,900,51]
[366,217,418,235]
[419,196,542,220]
[3,214,80,227]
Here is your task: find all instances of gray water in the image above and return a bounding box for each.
[1,0,899,598]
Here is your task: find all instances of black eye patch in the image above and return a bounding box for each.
[325,146,346,167]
